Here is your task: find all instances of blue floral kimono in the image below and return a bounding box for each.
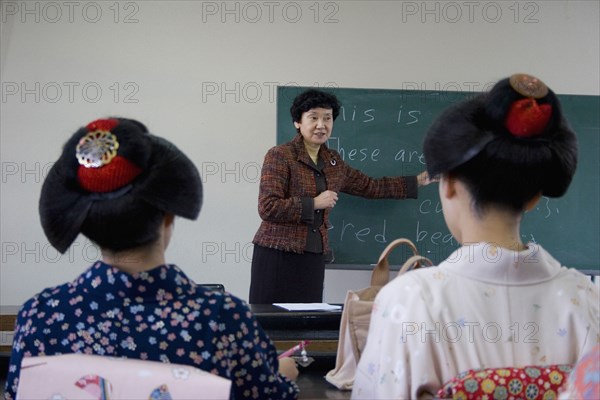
[5,261,298,399]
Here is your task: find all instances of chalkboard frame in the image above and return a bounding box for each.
[276,86,600,273]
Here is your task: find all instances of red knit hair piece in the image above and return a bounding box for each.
[86,118,119,132]
[78,156,142,193]
[77,119,143,193]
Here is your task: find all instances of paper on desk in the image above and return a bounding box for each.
[273,303,342,311]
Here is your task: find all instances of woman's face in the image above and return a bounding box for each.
[294,107,334,147]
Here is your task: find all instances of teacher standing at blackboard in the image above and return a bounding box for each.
[249,89,433,303]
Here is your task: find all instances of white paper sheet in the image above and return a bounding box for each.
[273,303,342,311]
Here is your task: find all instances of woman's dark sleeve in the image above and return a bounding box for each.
[4,300,40,400]
[340,163,418,199]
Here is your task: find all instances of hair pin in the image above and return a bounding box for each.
[509,73,548,99]
[76,130,120,168]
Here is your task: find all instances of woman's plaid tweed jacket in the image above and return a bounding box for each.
[252,134,418,254]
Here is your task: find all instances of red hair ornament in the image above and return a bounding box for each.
[505,74,552,138]
[76,119,142,193]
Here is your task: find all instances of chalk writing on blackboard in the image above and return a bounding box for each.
[277,86,599,270]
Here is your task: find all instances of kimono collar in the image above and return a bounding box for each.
[440,242,562,285]
[79,261,196,300]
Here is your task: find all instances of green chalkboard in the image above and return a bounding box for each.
[276,86,600,272]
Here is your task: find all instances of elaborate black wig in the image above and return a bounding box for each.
[40,118,203,253]
[423,74,578,213]
[290,89,341,123]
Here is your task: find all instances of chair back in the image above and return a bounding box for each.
[17,353,232,400]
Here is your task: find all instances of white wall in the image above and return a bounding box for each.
[1,0,599,306]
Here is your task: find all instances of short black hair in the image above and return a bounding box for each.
[423,76,577,214]
[290,89,341,123]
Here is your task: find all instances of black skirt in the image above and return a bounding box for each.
[249,245,325,303]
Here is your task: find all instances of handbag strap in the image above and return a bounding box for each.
[397,254,433,276]
[371,238,419,286]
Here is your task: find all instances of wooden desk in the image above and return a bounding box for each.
[250,304,351,400]
[250,304,341,362]
[2,304,343,351]
[250,304,348,398]
[0,306,18,356]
